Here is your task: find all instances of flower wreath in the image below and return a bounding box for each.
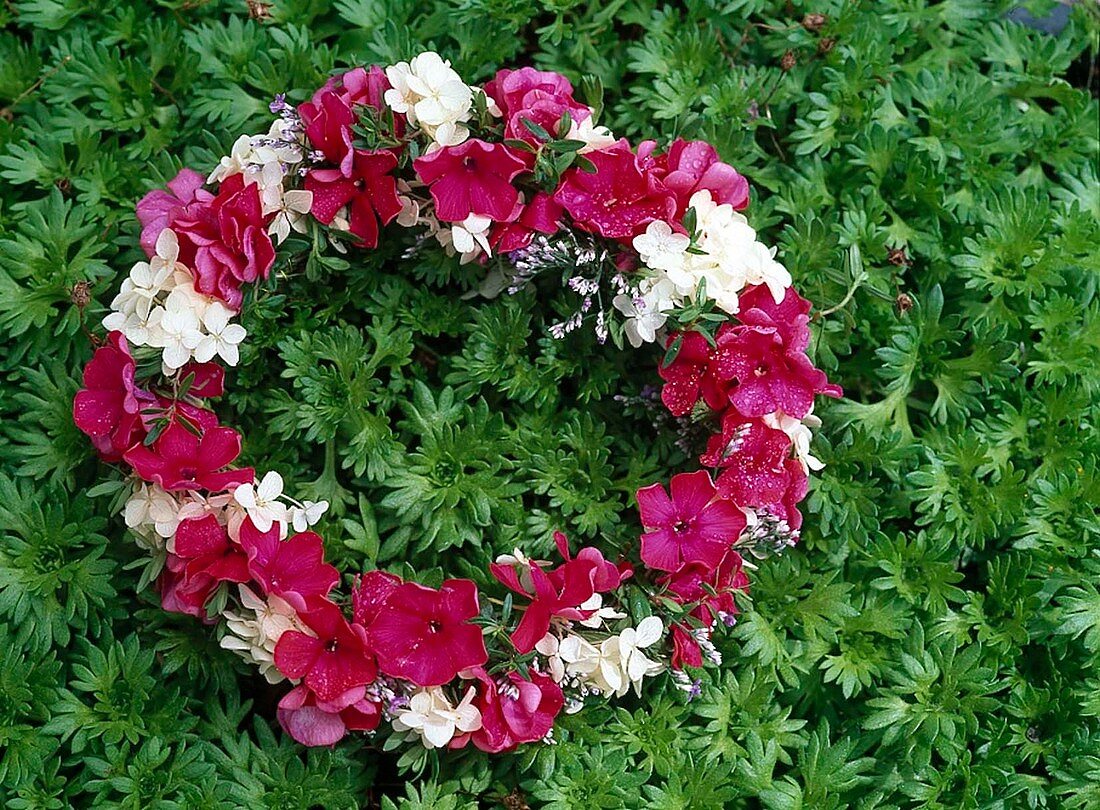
[73,52,840,755]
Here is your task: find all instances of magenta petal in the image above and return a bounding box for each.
[274,631,323,680]
[668,471,717,518]
[278,705,348,747]
[636,482,676,528]
[640,528,682,573]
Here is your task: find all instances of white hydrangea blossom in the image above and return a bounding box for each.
[220,585,309,684]
[392,686,482,749]
[384,52,474,148]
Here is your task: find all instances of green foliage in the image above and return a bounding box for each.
[0,0,1097,806]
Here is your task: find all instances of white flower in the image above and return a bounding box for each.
[148,292,203,370]
[208,135,256,184]
[268,187,313,244]
[764,409,824,473]
[740,240,792,304]
[220,585,309,683]
[189,301,247,366]
[632,221,690,272]
[535,633,568,683]
[233,471,289,534]
[604,616,665,697]
[392,686,482,749]
[568,115,616,154]
[577,593,627,629]
[385,52,474,148]
[124,483,181,545]
[450,214,492,259]
[288,500,329,533]
[612,276,678,348]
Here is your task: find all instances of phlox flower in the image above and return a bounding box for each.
[633,220,690,273]
[220,584,309,683]
[190,301,247,366]
[124,482,181,544]
[392,686,482,749]
[234,471,288,534]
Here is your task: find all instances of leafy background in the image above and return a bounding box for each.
[1,0,1098,807]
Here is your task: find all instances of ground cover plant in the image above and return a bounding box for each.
[0,0,1097,807]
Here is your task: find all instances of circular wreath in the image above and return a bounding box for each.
[73,52,840,756]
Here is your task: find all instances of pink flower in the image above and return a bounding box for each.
[124,420,254,492]
[274,597,376,702]
[170,173,276,310]
[306,149,402,247]
[277,683,381,747]
[160,513,249,618]
[737,284,812,347]
[670,623,703,669]
[73,332,149,461]
[716,312,840,419]
[178,362,225,398]
[484,67,590,143]
[553,140,678,239]
[636,470,746,573]
[661,550,749,627]
[701,413,793,507]
[413,139,527,223]
[301,67,396,175]
[135,168,211,256]
[453,667,564,753]
[368,579,488,686]
[301,89,357,173]
[239,519,340,611]
[659,139,749,213]
[491,532,630,653]
[489,192,564,253]
[657,327,735,417]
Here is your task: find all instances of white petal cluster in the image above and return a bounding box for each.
[537,617,665,699]
[207,120,312,244]
[233,470,328,537]
[385,53,475,149]
[102,229,248,373]
[618,190,794,346]
[124,482,184,549]
[764,408,825,473]
[220,585,309,683]
[392,686,482,749]
[567,116,617,154]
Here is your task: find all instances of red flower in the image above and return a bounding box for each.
[277,683,381,747]
[123,420,254,492]
[413,139,527,223]
[239,519,340,611]
[274,598,376,702]
[305,149,402,247]
[169,173,276,310]
[701,413,793,507]
[670,623,703,669]
[368,579,487,687]
[659,139,749,213]
[657,327,734,417]
[160,513,249,618]
[484,67,591,143]
[453,667,564,753]
[491,532,630,653]
[73,332,149,461]
[135,168,212,257]
[661,550,749,627]
[715,311,840,419]
[553,140,678,240]
[636,470,746,573]
[489,192,564,253]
